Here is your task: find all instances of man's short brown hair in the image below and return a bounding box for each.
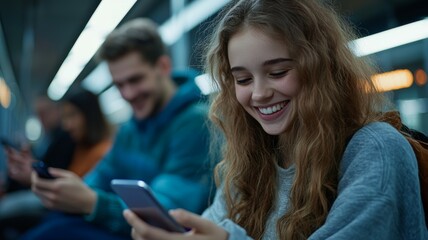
[97,18,166,65]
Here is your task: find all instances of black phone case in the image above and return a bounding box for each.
[32,161,55,179]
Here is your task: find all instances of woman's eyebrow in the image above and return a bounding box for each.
[262,58,293,66]
[230,58,293,73]
[230,66,246,73]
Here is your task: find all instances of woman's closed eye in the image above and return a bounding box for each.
[269,70,290,78]
[235,77,252,85]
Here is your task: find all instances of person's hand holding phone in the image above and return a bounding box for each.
[31,168,97,214]
[5,145,35,186]
[32,161,56,179]
[123,208,228,240]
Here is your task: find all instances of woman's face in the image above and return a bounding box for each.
[62,102,86,142]
[228,27,300,135]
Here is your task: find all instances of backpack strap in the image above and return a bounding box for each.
[379,111,428,226]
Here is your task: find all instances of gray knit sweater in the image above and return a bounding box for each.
[202,122,428,239]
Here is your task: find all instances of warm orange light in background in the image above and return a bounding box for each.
[371,69,413,92]
[415,69,427,86]
[0,77,11,108]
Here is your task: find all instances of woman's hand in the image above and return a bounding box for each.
[123,208,228,240]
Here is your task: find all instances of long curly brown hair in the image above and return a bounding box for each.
[206,0,386,239]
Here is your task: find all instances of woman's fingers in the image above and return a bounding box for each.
[124,210,183,240]
[124,209,227,240]
[170,209,228,239]
[171,209,219,234]
[47,167,74,178]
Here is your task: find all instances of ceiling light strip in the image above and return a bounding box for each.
[159,0,230,45]
[350,18,428,57]
[47,0,136,100]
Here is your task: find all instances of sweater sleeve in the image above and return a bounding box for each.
[202,187,253,240]
[309,123,425,239]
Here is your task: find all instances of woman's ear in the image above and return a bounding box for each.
[156,55,172,77]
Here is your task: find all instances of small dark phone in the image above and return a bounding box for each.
[1,137,21,151]
[111,179,187,233]
[32,161,55,179]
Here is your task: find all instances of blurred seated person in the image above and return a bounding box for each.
[60,89,112,177]
[21,18,213,240]
[0,89,112,239]
[6,95,75,191]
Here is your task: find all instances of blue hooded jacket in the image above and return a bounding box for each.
[83,70,214,235]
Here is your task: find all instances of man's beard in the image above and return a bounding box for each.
[147,90,165,118]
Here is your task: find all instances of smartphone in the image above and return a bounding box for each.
[32,161,55,179]
[0,137,21,151]
[111,179,187,233]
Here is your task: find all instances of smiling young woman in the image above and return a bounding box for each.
[123,0,428,239]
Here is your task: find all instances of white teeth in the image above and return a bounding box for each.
[258,102,287,115]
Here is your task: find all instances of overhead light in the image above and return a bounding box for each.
[398,98,428,115]
[99,86,126,114]
[415,69,427,86]
[0,77,11,108]
[81,62,112,94]
[98,86,132,123]
[47,0,136,100]
[371,69,413,92]
[195,73,217,95]
[25,117,42,141]
[350,18,428,57]
[159,0,231,45]
[397,98,428,130]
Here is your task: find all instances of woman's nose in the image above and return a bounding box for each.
[252,79,273,102]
